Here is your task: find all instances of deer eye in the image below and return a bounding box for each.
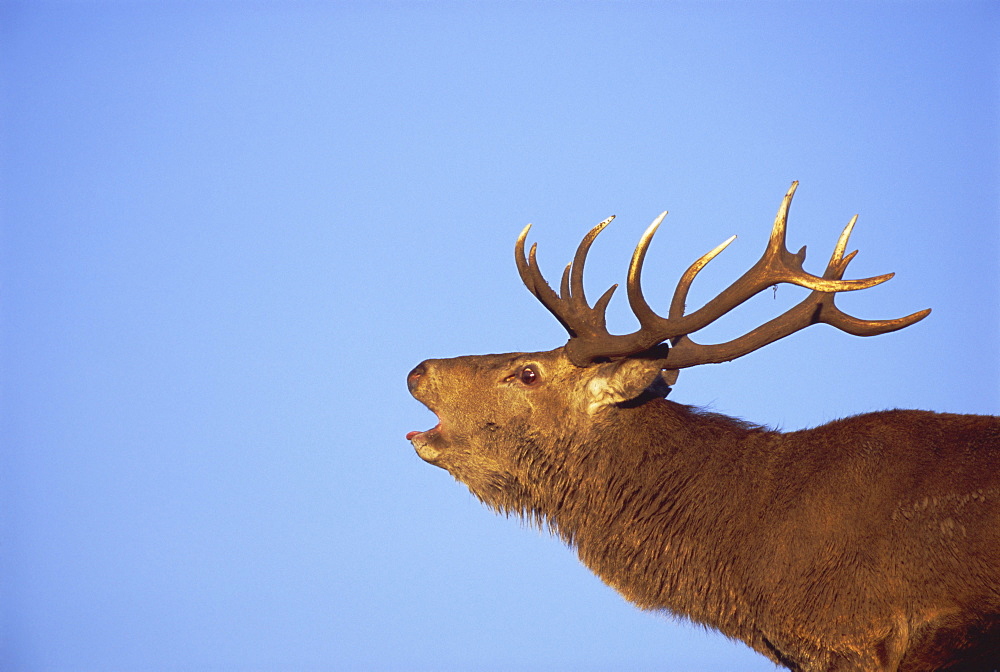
[518,365,539,386]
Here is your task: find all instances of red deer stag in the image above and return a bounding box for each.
[406,183,1000,672]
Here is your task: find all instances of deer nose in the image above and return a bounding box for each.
[407,362,426,394]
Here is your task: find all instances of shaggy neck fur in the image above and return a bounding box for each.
[524,399,775,642]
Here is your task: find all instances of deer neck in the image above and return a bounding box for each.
[539,399,774,631]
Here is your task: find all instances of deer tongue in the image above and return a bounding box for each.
[406,421,441,442]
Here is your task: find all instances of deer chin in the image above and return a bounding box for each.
[407,422,444,463]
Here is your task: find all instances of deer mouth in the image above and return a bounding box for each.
[406,362,448,463]
[406,415,445,463]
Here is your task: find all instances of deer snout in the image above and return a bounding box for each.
[407,362,427,395]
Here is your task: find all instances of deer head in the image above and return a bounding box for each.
[407,182,930,512]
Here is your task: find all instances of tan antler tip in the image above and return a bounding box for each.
[667,234,738,320]
[560,264,572,299]
[832,215,858,263]
[625,211,669,307]
[804,272,895,293]
[831,307,932,337]
[630,212,668,269]
[770,182,799,250]
[693,234,737,274]
[632,212,668,258]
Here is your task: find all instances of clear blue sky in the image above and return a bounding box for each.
[2,2,997,671]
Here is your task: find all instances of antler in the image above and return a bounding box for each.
[515,182,930,369]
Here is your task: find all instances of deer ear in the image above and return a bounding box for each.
[586,357,671,412]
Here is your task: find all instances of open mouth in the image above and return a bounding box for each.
[406,404,442,443]
[406,393,441,443]
[406,412,444,464]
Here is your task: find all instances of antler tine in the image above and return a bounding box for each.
[514,224,539,293]
[559,263,572,300]
[626,211,669,329]
[660,234,737,384]
[768,181,808,268]
[668,234,738,322]
[830,214,858,268]
[515,232,552,303]
[569,216,615,304]
[769,181,794,251]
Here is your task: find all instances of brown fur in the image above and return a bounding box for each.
[406,347,1000,672]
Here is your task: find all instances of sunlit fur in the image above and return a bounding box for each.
[407,347,1000,672]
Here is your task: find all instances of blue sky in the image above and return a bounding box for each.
[2,2,997,670]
